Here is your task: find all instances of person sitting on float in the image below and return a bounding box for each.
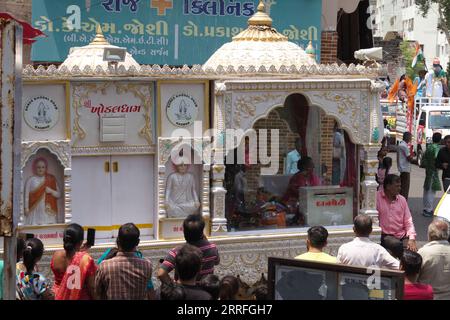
[414,69,427,101]
[283,156,321,203]
[397,74,408,102]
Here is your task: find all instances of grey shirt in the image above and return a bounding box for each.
[418,240,450,300]
[397,140,411,173]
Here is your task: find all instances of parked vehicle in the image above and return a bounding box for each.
[413,97,450,166]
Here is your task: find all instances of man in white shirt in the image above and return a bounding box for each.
[337,215,400,269]
[397,132,414,200]
[284,138,302,175]
[418,219,450,300]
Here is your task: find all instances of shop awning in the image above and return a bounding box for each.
[0,12,46,44]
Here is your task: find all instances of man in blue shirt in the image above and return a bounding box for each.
[284,138,302,175]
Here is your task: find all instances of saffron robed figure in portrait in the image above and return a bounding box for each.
[23,151,64,225]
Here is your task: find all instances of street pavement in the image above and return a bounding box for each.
[388,152,444,245]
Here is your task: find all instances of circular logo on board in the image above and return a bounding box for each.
[24,96,59,131]
[166,93,199,127]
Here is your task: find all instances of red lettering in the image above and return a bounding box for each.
[83,100,141,116]
[315,198,347,207]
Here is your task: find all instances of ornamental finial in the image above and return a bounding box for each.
[89,24,109,46]
[248,0,272,27]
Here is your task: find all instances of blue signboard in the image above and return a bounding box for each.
[31,0,322,65]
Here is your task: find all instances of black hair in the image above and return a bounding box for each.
[297,156,313,172]
[433,132,442,143]
[401,249,423,277]
[219,275,240,300]
[353,215,373,237]
[63,223,84,256]
[22,238,44,275]
[382,236,404,259]
[403,131,412,141]
[444,135,450,142]
[175,244,202,282]
[400,74,406,81]
[382,157,392,176]
[17,238,26,262]
[253,285,269,300]
[383,174,401,189]
[307,226,329,249]
[183,214,205,243]
[199,274,220,300]
[383,119,388,127]
[117,223,140,252]
[160,282,186,300]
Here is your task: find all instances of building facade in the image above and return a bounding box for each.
[373,0,448,69]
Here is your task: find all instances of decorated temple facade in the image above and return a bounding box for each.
[17,2,385,281]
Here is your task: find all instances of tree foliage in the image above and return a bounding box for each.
[415,0,450,45]
[399,40,426,79]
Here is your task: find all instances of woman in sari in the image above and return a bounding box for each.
[51,223,97,300]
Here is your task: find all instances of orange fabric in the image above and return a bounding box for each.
[388,77,418,132]
[53,251,97,300]
[388,79,400,103]
[28,174,58,215]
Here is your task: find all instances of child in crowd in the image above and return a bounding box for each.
[219,275,240,300]
[199,274,220,300]
[377,156,392,189]
[16,238,52,300]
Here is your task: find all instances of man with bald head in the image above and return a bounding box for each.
[337,215,399,269]
[418,219,450,300]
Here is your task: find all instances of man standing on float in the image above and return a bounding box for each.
[426,57,448,100]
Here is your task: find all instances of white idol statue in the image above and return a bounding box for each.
[165,162,200,218]
[24,157,61,225]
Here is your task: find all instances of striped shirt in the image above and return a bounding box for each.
[95,251,153,300]
[161,239,220,280]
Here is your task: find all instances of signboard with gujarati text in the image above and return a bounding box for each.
[31,0,322,65]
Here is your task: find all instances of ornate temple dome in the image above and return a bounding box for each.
[60,25,140,71]
[203,0,316,71]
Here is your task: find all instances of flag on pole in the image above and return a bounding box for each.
[412,42,424,68]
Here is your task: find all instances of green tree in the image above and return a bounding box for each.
[415,0,450,46]
[399,41,426,79]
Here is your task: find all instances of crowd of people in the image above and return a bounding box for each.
[2,214,268,301]
[372,129,450,300]
[296,215,450,300]
[2,136,450,300]
[5,202,450,300]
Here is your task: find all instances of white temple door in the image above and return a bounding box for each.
[110,155,154,237]
[71,156,113,239]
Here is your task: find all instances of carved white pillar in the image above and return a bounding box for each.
[360,144,380,224]
[211,164,227,235]
[202,164,211,218]
[211,82,228,235]
[64,168,72,224]
[158,165,167,219]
